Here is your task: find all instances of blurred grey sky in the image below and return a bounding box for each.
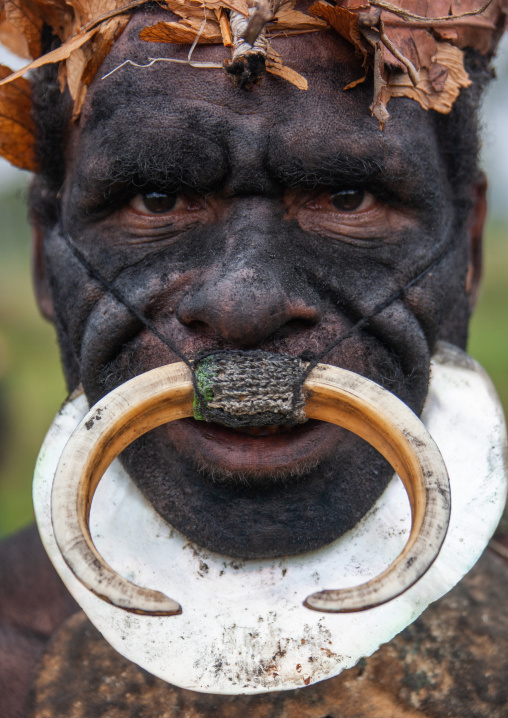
[0,34,507,219]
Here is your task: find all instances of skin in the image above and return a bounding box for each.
[30,12,487,559]
[0,9,493,717]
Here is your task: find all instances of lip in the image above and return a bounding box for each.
[163,416,349,481]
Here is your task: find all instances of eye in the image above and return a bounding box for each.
[130,191,178,215]
[331,189,367,212]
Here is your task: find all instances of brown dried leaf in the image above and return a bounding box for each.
[266,49,308,89]
[0,63,37,170]
[29,0,74,42]
[269,5,327,34]
[308,1,363,46]
[382,41,471,113]
[451,0,492,14]
[0,24,98,86]
[341,1,370,9]
[423,0,452,15]
[266,62,308,89]
[376,0,508,55]
[0,14,30,57]
[71,0,118,28]
[428,60,448,90]
[433,26,459,42]
[376,0,489,20]
[4,0,43,58]
[80,13,129,86]
[200,0,249,16]
[391,0,428,14]
[64,13,127,119]
[163,0,204,20]
[66,46,87,99]
[343,73,366,89]
[437,16,498,54]
[162,0,249,19]
[380,26,437,71]
[140,17,222,44]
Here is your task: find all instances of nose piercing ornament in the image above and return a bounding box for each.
[50,353,451,616]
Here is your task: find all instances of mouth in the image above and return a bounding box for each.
[164,415,345,483]
[112,356,400,557]
[228,422,297,436]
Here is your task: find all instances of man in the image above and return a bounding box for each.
[0,0,507,715]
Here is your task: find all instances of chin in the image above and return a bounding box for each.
[121,418,394,560]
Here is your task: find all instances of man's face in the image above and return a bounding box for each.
[37,12,477,558]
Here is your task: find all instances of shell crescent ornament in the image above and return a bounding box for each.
[50,357,451,617]
[34,344,507,694]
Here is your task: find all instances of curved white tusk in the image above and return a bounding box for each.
[303,363,450,612]
[51,362,194,615]
[51,360,450,616]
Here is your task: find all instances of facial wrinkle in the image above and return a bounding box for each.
[68,135,229,219]
[41,23,477,558]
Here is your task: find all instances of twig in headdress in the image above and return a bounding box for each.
[101,7,223,80]
[101,55,222,80]
[224,2,270,89]
[242,0,285,46]
[358,10,419,93]
[368,0,495,24]
[378,19,419,86]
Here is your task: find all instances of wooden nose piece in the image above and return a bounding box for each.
[51,361,450,616]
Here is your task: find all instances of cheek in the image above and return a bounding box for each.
[42,232,177,395]
[45,212,444,421]
[44,238,101,349]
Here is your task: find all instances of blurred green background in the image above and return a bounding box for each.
[0,185,66,537]
[0,184,507,539]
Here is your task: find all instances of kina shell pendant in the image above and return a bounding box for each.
[33,343,507,694]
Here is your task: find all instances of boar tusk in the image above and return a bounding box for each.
[51,359,450,616]
[51,362,195,616]
[303,363,450,612]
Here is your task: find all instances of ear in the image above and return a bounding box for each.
[465,173,487,311]
[31,222,55,322]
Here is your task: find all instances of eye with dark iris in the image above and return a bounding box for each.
[132,191,178,214]
[331,189,365,212]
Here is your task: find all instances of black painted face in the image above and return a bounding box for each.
[40,12,475,558]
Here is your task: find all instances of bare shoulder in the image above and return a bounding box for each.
[363,545,508,717]
[0,524,77,718]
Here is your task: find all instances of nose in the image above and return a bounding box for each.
[177,263,320,347]
[176,197,322,347]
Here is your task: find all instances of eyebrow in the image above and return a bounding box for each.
[76,135,230,200]
[70,99,235,212]
[270,151,387,189]
[268,147,438,210]
[73,101,439,213]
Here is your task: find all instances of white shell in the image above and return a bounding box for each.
[33,343,507,694]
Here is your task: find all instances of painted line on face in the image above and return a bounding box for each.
[58,218,452,418]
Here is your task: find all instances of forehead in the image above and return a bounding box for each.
[71,10,442,194]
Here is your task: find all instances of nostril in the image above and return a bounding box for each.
[175,278,321,347]
[288,317,319,329]
[275,317,319,339]
[182,319,214,337]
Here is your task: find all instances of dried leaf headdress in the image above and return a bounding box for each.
[0,0,506,171]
